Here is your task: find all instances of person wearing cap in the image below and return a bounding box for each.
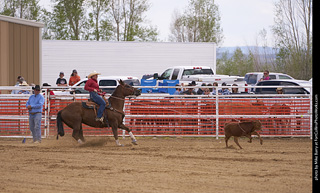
[69,69,81,86]
[182,81,197,95]
[18,81,30,94]
[56,72,68,86]
[84,71,106,123]
[26,85,45,143]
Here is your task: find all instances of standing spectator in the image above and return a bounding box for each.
[56,72,68,86]
[26,85,45,143]
[18,81,30,94]
[11,76,24,94]
[69,69,81,86]
[259,70,271,81]
[218,82,231,95]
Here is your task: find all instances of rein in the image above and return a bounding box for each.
[238,122,247,134]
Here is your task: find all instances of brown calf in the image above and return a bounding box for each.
[224,120,263,149]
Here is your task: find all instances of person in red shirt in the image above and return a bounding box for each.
[69,69,81,86]
[84,71,106,123]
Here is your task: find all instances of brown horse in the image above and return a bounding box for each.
[56,80,141,146]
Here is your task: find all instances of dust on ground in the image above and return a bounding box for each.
[0,136,312,193]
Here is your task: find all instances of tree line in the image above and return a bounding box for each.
[0,0,312,80]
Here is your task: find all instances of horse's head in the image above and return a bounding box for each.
[118,79,141,97]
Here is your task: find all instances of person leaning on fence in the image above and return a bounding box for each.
[218,82,231,95]
[69,69,81,86]
[56,71,68,86]
[84,71,106,123]
[18,81,30,94]
[26,85,45,143]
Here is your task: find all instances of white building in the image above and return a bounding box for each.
[42,40,216,86]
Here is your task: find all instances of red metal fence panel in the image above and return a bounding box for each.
[0,93,312,138]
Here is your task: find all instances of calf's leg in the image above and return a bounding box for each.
[234,137,243,149]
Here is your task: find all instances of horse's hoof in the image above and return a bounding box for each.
[132,140,138,145]
[77,139,84,144]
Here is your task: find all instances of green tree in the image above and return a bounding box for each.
[169,0,223,45]
[272,0,312,80]
[217,48,254,76]
[0,0,41,20]
[110,0,158,41]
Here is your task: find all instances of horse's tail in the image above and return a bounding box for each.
[56,110,65,139]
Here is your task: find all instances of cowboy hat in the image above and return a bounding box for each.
[19,81,29,86]
[32,85,41,90]
[88,71,101,78]
[276,87,283,91]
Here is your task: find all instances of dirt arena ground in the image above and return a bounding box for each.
[0,136,312,193]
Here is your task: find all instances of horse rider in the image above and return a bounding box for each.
[84,71,106,123]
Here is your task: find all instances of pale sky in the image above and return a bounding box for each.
[39,0,276,47]
[146,0,276,47]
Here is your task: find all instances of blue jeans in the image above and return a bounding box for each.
[90,92,106,118]
[29,113,42,142]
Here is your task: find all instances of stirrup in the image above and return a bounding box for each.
[95,117,104,123]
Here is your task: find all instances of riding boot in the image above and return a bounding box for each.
[95,117,104,123]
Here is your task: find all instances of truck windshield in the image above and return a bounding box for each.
[244,74,257,84]
[124,79,140,86]
[182,69,213,76]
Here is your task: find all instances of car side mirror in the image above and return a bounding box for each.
[154,73,159,80]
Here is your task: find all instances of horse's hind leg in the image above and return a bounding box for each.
[71,123,83,144]
[119,123,137,145]
[79,125,85,142]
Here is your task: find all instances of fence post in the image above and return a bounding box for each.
[215,89,219,139]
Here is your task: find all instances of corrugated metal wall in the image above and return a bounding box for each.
[0,16,42,88]
[42,41,216,86]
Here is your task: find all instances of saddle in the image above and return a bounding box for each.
[82,99,110,122]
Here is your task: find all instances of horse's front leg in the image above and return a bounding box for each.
[119,123,138,145]
[110,123,123,146]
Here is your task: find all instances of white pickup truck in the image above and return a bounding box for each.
[153,66,246,91]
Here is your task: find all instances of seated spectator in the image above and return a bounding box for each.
[69,69,81,86]
[43,83,55,96]
[173,84,182,95]
[211,82,218,95]
[18,81,30,94]
[203,88,211,95]
[276,87,283,94]
[197,83,207,95]
[231,83,239,94]
[218,82,231,95]
[56,72,68,86]
[11,76,24,94]
[182,81,197,95]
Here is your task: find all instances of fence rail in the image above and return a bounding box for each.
[0,86,312,138]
